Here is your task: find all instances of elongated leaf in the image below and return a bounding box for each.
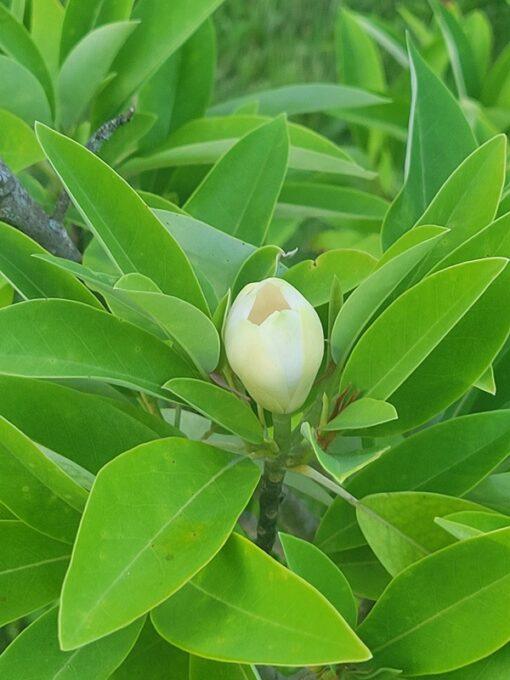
[0,376,176,473]
[95,0,225,122]
[436,511,510,540]
[0,300,195,397]
[467,473,510,515]
[0,521,69,626]
[340,258,507,400]
[111,619,189,680]
[210,83,386,117]
[315,410,510,554]
[331,227,447,365]
[0,109,44,172]
[30,0,64,76]
[0,55,51,124]
[325,398,397,431]
[336,8,386,91]
[0,223,100,305]
[110,289,220,375]
[0,3,54,113]
[35,124,208,312]
[185,117,289,245]
[283,249,376,307]
[58,21,137,130]
[60,439,260,649]
[0,417,86,543]
[0,607,143,679]
[165,379,264,444]
[122,115,371,179]
[280,532,357,626]
[423,644,510,680]
[412,135,507,276]
[381,38,476,248]
[359,528,510,675]
[357,491,485,576]
[152,533,370,666]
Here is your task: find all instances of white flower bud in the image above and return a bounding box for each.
[224,278,324,414]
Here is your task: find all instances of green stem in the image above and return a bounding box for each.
[295,465,359,507]
[174,405,182,429]
[256,459,286,553]
[272,412,292,452]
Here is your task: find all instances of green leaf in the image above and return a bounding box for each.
[340,258,507,401]
[330,546,391,601]
[0,607,143,679]
[277,182,388,227]
[0,521,69,626]
[165,379,264,444]
[0,109,44,171]
[335,8,386,91]
[94,0,225,122]
[122,115,372,180]
[474,364,496,395]
[60,439,260,649]
[331,226,447,365]
[436,510,510,540]
[30,0,64,76]
[0,376,176,473]
[0,416,86,543]
[283,249,377,307]
[109,289,220,375]
[467,473,510,515]
[111,619,190,680]
[280,532,357,627]
[431,0,481,98]
[358,528,510,675]
[0,3,54,114]
[152,533,370,666]
[210,83,387,117]
[100,113,157,167]
[0,300,195,398]
[185,117,289,246]
[58,21,137,130]
[412,135,507,276]
[315,410,510,554]
[422,644,510,680]
[0,55,51,124]
[381,37,476,249]
[325,398,397,431]
[232,246,282,298]
[190,657,260,680]
[356,491,485,576]
[0,223,100,306]
[35,124,208,313]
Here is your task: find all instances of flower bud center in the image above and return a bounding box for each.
[248,282,290,325]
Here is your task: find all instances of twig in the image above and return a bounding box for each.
[256,460,286,553]
[52,106,135,222]
[0,160,81,261]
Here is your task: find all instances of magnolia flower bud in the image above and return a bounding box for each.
[224,278,324,414]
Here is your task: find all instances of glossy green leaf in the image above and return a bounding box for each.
[0,3,54,113]
[0,109,44,171]
[331,226,447,365]
[359,528,510,675]
[0,376,176,473]
[336,8,386,91]
[60,439,260,649]
[165,379,264,444]
[122,115,372,179]
[95,0,225,122]
[381,38,476,248]
[422,643,510,680]
[467,473,510,515]
[0,521,69,626]
[280,532,357,626]
[436,510,510,540]
[58,21,137,130]
[0,607,143,679]
[277,182,388,227]
[284,249,376,307]
[325,398,397,431]
[0,416,86,543]
[0,223,100,306]
[30,0,64,76]
[185,117,289,245]
[210,83,386,117]
[111,619,190,680]
[412,135,507,276]
[357,491,485,576]
[340,258,507,400]
[315,411,510,555]
[152,533,370,666]
[35,124,208,313]
[109,289,220,375]
[0,55,51,124]
[0,300,195,398]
